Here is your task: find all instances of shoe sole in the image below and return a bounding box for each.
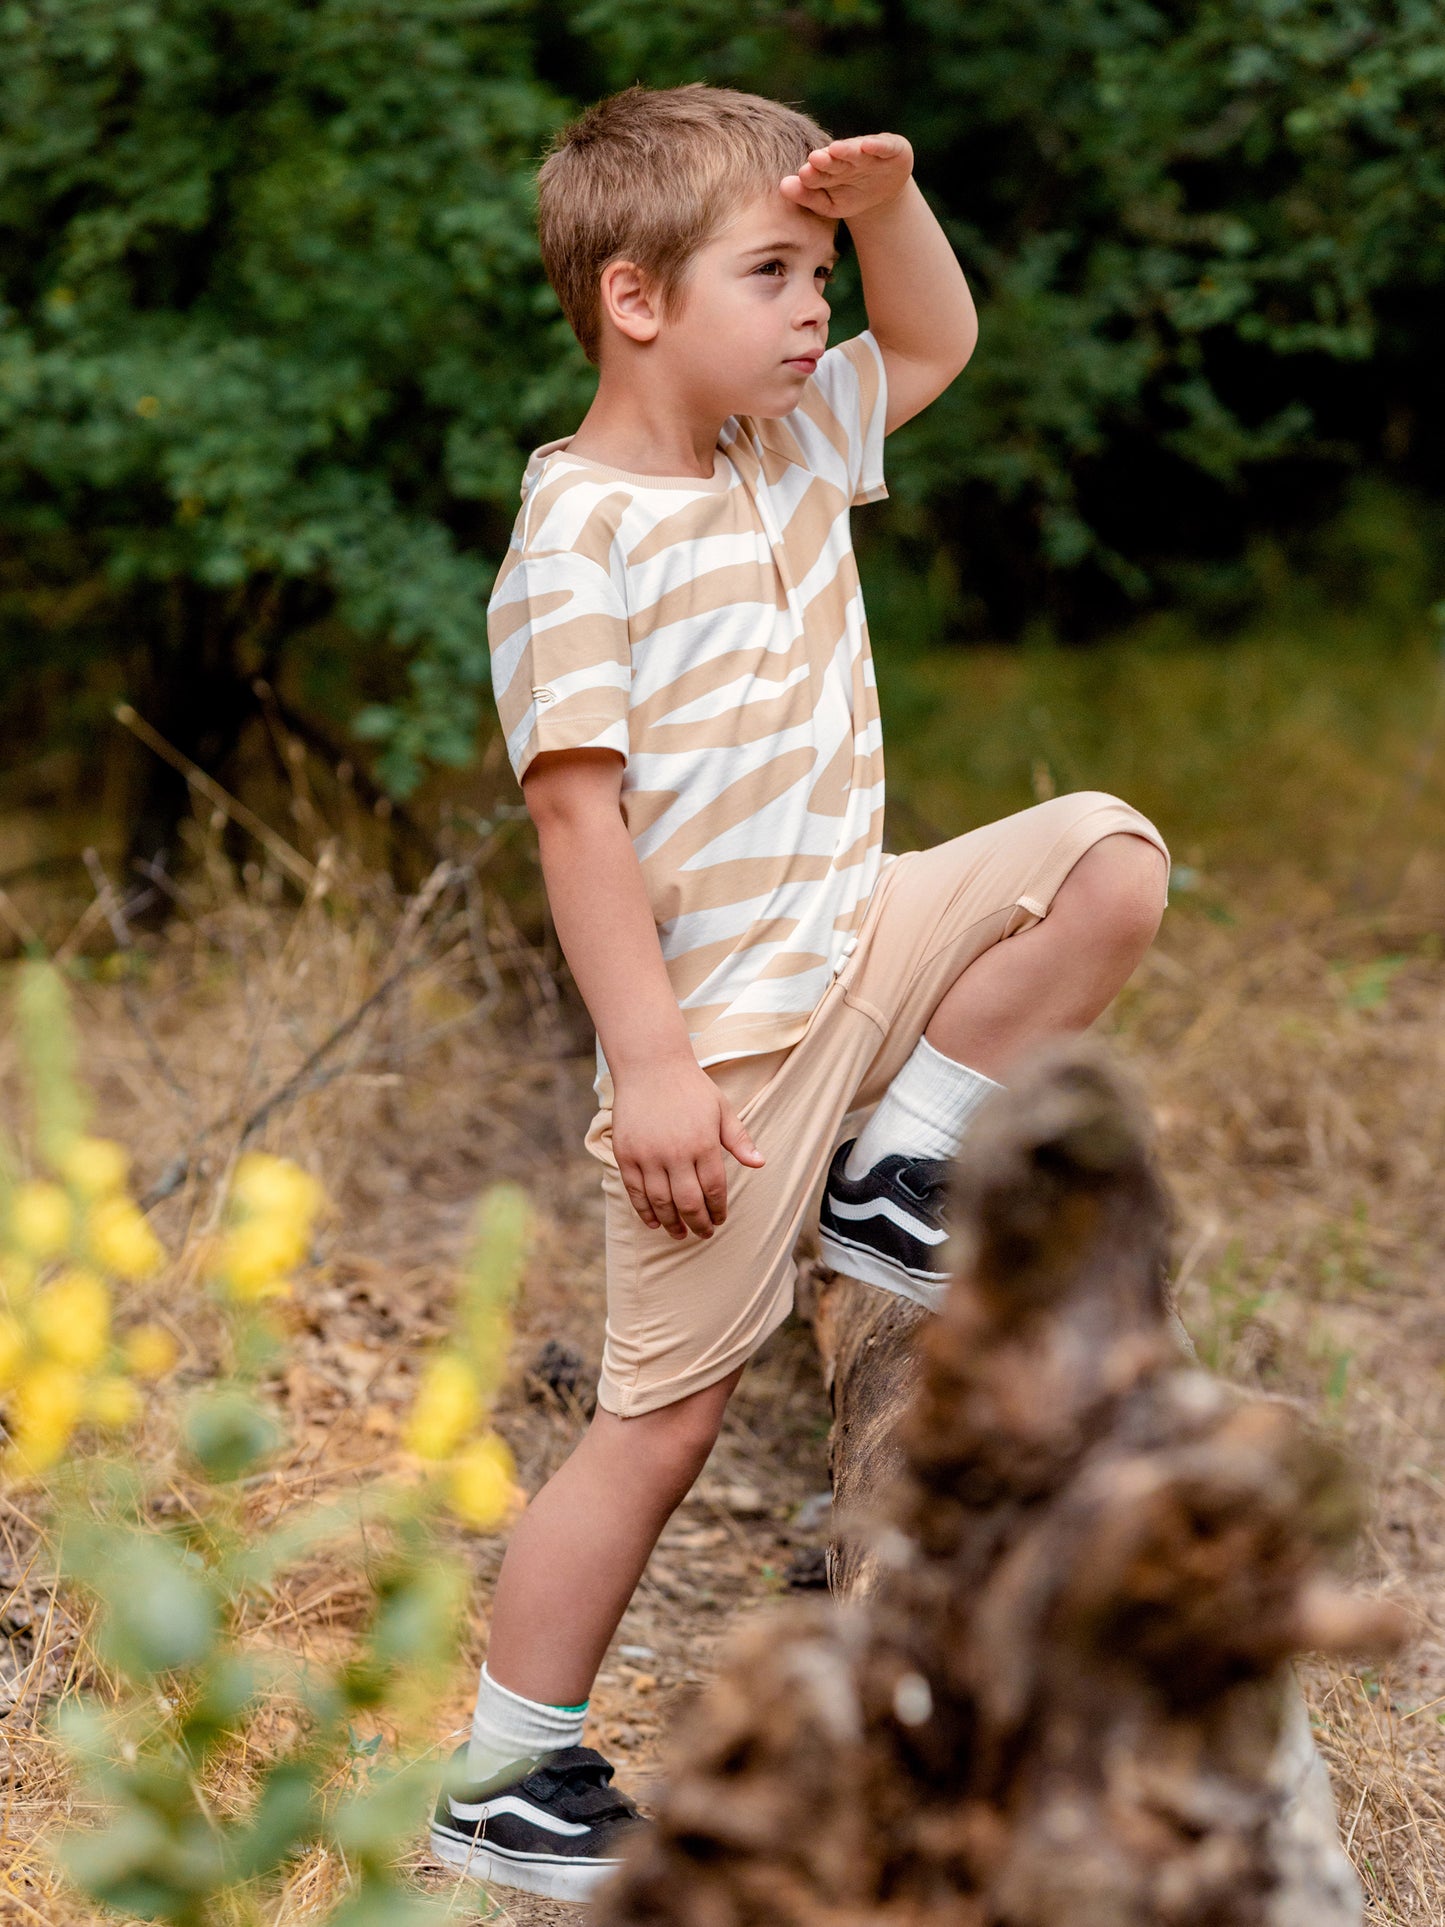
[428,1822,621,1900]
[816,1228,950,1311]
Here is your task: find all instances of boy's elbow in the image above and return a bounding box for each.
[922,318,977,404]
[946,313,978,382]
[922,327,975,413]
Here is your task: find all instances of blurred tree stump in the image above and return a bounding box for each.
[802,1264,925,1602]
[598,1045,1406,1927]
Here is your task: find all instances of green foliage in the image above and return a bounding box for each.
[2,1,1443,792]
[182,1384,282,1482]
[0,0,584,790]
[51,1348,505,1922]
[1,965,533,1922]
[591,0,1445,617]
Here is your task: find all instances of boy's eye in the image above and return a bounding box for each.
[751,259,834,281]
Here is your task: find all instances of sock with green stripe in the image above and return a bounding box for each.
[466,1663,589,1790]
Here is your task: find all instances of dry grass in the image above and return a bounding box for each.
[1116,878,1445,1925]
[2,702,1445,1924]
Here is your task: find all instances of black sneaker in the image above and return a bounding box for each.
[428,1743,645,1900]
[816,1139,955,1309]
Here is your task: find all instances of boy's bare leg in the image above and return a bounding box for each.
[485,1366,743,1706]
[924,832,1167,1076]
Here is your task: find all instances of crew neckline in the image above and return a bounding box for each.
[535,439,733,494]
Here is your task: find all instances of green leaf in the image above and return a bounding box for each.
[368,1560,466,1673]
[15,962,86,1163]
[180,1655,258,1757]
[94,1537,219,1678]
[323,1878,448,1927]
[60,1796,228,1916]
[223,1760,318,1883]
[460,1183,529,1401]
[1334,955,1408,1010]
[330,1757,436,1864]
[183,1387,281,1483]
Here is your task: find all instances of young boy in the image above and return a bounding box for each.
[430,84,1169,1898]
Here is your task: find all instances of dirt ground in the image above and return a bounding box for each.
[3,822,1445,1924]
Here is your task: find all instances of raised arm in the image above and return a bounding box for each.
[521,748,764,1239]
[781,132,977,434]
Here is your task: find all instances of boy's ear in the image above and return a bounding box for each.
[598,258,662,346]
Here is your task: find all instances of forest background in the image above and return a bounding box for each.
[2,0,1444,856]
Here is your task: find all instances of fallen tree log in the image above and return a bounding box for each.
[598,1045,1407,1927]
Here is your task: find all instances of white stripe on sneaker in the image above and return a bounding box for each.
[446,1795,589,1836]
[825,1195,950,1244]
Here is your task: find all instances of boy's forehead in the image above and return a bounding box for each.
[718,189,838,256]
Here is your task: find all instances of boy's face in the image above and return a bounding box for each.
[661,190,838,418]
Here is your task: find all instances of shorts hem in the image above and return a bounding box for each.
[596,1284,795,1419]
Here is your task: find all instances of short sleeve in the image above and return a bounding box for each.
[801,330,889,507]
[488,545,631,784]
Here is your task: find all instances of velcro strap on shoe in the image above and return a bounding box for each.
[521,1746,638,1822]
[897,1156,954,1204]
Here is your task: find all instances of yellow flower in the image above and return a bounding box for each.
[447,1432,521,1529]
[123,1324,178,1378]
[11,1181,72,1260]
[86,1375,142,1429]
[404,1355,479,1461]
[0,1315,27,1389]
[59,1136,129,1199]
[0,1251,35,1306]
[217,1219,305,1299]
[86,1196,164,1281]
[31,1268,110,1370]
[7,1361,85,1474]
[209,1155,323,1300]
[231,1153,324,1228]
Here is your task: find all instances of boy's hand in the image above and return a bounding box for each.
[611,1058,765,1240]
[779,133,914,221]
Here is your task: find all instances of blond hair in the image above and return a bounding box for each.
[537,84,832,364]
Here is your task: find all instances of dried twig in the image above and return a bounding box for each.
[113,702,317,890]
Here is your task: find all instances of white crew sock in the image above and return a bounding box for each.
[843,1036,1002,1180]
[466,1663,588,1790]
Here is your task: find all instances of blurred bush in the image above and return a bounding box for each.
[1,959,529,1922]
[1,0,1441,810]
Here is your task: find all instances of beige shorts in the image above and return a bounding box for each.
[584,791,1168,1417]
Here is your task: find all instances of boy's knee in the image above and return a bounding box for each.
[633,1387,727,1498]
[1067,828,1168,953]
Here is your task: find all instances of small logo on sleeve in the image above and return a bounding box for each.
[531,686,557,707]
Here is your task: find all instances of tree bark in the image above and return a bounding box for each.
[598,1044,1406,1927]
[801,1266,924,1602]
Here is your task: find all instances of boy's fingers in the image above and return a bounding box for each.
[697,1149,729,1226]
[641,1165,686,1239]
[719,1105,765,1168]
[619,1163,661,1229]
[669,1166,714,1239]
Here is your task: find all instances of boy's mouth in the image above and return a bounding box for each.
[784,353,820,375]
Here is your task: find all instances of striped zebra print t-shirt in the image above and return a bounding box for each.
[489,331,890,1096]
